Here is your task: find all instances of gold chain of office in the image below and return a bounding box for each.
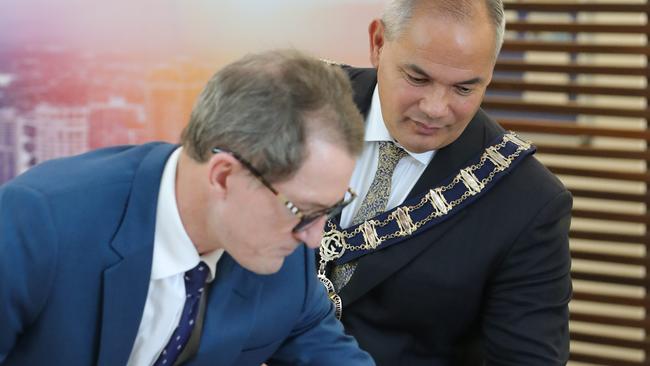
[317,132,532,319]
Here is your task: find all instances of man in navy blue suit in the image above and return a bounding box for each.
[0,49,374,365]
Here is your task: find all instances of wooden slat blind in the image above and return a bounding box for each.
[489,2,649,365]
[495,60,649,76]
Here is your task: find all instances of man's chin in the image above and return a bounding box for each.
[399,136,445,153]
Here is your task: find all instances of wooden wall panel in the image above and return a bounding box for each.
[490,2,649,365]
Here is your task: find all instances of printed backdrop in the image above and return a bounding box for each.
[0,0,384,183]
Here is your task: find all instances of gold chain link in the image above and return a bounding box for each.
[327,133,529,252]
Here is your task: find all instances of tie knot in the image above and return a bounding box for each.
[184,262,209,296]
[378,141,407,169]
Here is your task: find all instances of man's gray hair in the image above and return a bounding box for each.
[382,0,506,58]
[181,49,364,182]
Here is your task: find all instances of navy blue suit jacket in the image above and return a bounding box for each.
[337,68,572,365]
[0,143,374,365]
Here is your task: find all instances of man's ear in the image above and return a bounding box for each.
[207,152,238,196]
[369,18,386,67]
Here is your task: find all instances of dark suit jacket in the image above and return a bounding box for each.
[0,143,374,366]
[338,67,572,365]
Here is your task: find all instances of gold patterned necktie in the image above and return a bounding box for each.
[330,141,408,292]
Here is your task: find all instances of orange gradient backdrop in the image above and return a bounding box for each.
[0,1,384,182]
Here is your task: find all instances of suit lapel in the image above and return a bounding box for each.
[96,144,176,366]
[339,69,491,306]
[189,254,263,366]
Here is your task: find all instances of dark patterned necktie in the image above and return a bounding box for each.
[330,141,407,292]
[153,262,209,366]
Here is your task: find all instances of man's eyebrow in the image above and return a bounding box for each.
[456,77,483,86]
[406,63,484,85]
[406,63,430,77]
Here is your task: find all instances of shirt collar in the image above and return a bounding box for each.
[366,85,435,165]
[151,147,223,282]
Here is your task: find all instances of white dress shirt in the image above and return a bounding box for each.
[340,86,436,229]
[127,147,224,366]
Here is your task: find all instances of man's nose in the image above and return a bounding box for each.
[292,215,328,249]
[419,86,449,120]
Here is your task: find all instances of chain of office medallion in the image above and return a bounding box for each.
[329,139,525,252]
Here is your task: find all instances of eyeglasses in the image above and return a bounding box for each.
[212,147,357,232]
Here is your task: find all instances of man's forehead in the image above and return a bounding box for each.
[390,16,495,83]
[401,2,496,59]
[412,0,488,27]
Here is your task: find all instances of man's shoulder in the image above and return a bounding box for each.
[7,142,174,196]
[465,111,568,197]
[341,66,376,84]
[517,153,568,197]
[333,66,377,114]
